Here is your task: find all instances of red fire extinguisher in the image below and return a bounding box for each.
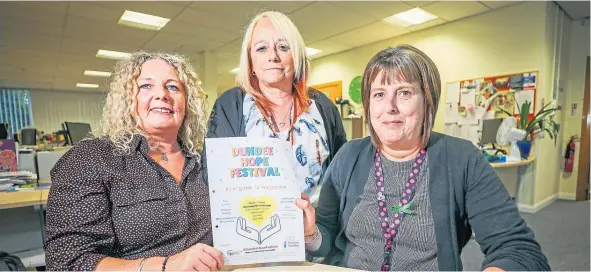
[564,136,577,173]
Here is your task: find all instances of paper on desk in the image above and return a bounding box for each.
[514,89,535,113]
[444,103,458,124]
[445,82,460,104]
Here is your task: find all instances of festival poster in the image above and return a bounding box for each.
[0,140,18,172]
[205,137,305,266]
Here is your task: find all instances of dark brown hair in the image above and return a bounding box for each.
[361,44,441,148]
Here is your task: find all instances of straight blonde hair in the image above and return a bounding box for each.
[235,11,310,120]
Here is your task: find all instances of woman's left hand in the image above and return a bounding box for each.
[295,193,317,236]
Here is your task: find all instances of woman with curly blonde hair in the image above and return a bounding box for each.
[45,51,224,271]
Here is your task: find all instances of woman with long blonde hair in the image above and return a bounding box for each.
[206,11,347,203]
[45,52,223,271]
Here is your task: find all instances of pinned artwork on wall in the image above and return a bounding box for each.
[443,70,539,142]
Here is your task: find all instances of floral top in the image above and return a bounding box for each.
[243,95,330,194]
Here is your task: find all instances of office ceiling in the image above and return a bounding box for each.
[556,1,591,20]
[0,1,522,93]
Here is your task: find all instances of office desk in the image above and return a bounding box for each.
[491,156,535,168]
[0,189,50,268]
[0,189,49,209]
[489,156,535,205]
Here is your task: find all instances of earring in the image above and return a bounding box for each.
[252,71,256,76]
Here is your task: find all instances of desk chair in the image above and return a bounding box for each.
[0,123,8,139]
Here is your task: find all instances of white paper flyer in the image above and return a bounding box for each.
[205,137,305,266]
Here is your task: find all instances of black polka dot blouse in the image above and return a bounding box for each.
[44,135,212,271]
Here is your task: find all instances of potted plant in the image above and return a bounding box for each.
[502,100,561,158]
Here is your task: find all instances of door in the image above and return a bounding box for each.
[576,56,590,201]
[310,81,342,105]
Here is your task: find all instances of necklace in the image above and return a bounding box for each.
[149,143,180,164]
[272,100,293,128]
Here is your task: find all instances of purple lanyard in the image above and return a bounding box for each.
[374,149,427,271]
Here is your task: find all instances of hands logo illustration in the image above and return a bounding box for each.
[236,214,281,245]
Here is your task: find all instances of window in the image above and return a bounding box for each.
[0,88,34,138]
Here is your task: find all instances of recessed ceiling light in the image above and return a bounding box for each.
[306,47,322,56]
[118,10,171,31]
[231,67,240,73]
[84,70,111,77]
[96,49,131,60]
[76,83,99,88]
[383,8,438,28]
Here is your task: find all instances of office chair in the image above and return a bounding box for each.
[0,123,8,139]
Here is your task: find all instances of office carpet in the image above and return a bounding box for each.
[461,200,590,271]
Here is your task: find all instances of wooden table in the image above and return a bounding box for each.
[225,262,360,271]
[0,189,49,209]
[491,156,534,168]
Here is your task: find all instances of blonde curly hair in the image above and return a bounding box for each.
[93,51,208,157]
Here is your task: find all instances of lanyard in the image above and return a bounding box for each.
[374,149,427,271]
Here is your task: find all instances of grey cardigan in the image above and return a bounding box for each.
[311,133,550,271]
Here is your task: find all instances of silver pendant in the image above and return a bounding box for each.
[161,152,168,163]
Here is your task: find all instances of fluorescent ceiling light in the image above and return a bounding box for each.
[76,83,99,88]
[306,47,322,56]
[84,70,111,77]
[118,10,170,31]
[96,49,131,60]
[231,67,240,73]
[383,8,438,28]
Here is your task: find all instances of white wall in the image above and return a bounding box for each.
[30,89,105,134]
[559,18,590,197]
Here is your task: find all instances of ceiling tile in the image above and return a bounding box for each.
[92,1,186,19]
[10,1,69,14]
[63,16,154,50]
[57,54,115,71]
[190,1,310,18]
[0,21,63,38]
[0,33,61,53]
[0,2,66,26]
[306,40,353,59]
[68,2,122,24]
[406,18,447,32]
[557,1,590,20]
[331,1,414,21]
[421,1,489,21]
[289,2,376,44]
[143,33,183,52]
[175,7,247,34]
[403,1,436,7]
[480,1,522,9]
[0,50,59,68]
[163,21,241,44]
[327,21,410,48]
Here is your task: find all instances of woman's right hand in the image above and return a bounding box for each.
[167,243,224,271]
[295,193,317,236]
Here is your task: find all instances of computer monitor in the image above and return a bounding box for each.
[20,128,37,146]
[64,122,92,145]
[480,119,504,145]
